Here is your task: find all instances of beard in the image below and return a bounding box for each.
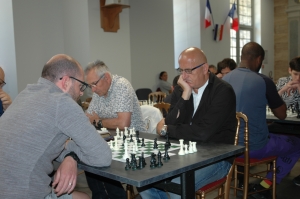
[68,85,80,101]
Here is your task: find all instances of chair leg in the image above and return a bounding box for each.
[126,184,134,199]
[272,160,276,199]
[233,165,238,196]
[243,165,249,199]
[196,193,201,199]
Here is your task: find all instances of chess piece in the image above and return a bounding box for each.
[153,138,158,149]
[188,141,194,154]
[125,158,131,170]
[116,128,120,138]
[163,143,170,160]
[141,152,146,166]
[193,142,197,152]
[178,139,185,155]
[138,156,143,169]
[157,151,163,167]
[109,140,114,150]
[97,120,103,129]
[184,144,188,154]
[141,138,145,147]
[114,136,119,150]
[136,131,141,143]
[166,131,171,148]
[150,153,157,168]
[130,134,134,142]
[122,142,129,160]
[131,154,137,170]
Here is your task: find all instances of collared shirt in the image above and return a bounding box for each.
[276,76,300,110]
[192,80,208,117]
[87,75,146,132]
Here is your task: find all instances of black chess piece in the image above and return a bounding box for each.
[163,143,170,160]
[138,156,143,169]
[141,152,146,166]
[125,158,131,170]
[141,138,145,147]
[166,131,171,149]
[129,134,134,142]
[131,154,137,170]
[97,120,103,129]
[136,131,141,143]
[296,102,300,118]
[157,151,163,167]
[153,138,158,149]
[150,153,157,168]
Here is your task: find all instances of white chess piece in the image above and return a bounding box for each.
[124,127,128,135]
[109,140,114,150]
[116,127,120,138]
[178,139,185,155]
[114,136,119,150]
[188,141,194,153]
[122,142,129,160]
[193,142,197,152]
[184,144,188,154]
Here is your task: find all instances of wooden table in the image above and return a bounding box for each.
[77,132,244,199]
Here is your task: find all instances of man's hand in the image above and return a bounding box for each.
[0,90,12,110]
[85,111,100,123]
[52,156,77,196]
[156,118,165,136]
[177,75,192,100]
[216,73,223,79]
[279,80,300,96]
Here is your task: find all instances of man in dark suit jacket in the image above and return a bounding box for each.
[139,47,236,199]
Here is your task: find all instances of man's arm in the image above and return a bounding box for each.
[101,112,131,129]
[0,90,12,110]
[272,103,287,120]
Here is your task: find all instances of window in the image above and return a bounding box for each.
[230,0,253,64]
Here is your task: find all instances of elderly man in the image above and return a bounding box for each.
[0,66,12,116]
[0,54,112,199]
[84,60,146,199]
[139,47,236,199]
[223,42,300,199]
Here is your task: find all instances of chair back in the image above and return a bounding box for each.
[154,103,170,116]
[235,112,249,166]
[136,88,152,101]
[148,92,166,103]
[140,105,163,134]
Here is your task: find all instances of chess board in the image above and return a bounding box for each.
[109,138,181,162]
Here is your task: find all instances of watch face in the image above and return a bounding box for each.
[160,125,167,136]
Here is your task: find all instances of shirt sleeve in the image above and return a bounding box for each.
[56,98,112,167]
[262,75,284,109]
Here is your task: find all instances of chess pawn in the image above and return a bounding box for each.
[109,140,114,150]
[114,136,119,150]
[184,144,188,154]
[188,141,194,153]
[193,142,197,152]
[178,139,185,155]
[125,158,131,170]
[116,127,120,137]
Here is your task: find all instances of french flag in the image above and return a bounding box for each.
[205,0,212,28]
[214,24,224,42]
[228,2,239,31]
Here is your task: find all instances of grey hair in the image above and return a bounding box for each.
[85,60,111,78]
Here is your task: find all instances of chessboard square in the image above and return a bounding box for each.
[115,155,123,159]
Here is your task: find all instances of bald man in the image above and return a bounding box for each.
[0,67,12,116]
[0,54,112,199]
[139,47,236,199]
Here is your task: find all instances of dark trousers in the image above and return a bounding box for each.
[85,171,126,199]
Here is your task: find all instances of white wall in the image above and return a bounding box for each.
[0,0,18,99]
[258,0,274,78]
[12,0,65,92]
[129,0,175,92]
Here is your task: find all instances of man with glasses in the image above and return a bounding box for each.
[139,47,236,199]
[0,54,112,199]
[84,60,146,199]
[0,66,12,116]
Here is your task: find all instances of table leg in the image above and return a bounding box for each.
[180,170,195,199]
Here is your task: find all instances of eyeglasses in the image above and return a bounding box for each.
[59,76,89,92]
[89,74,105,88]
[0,79,6,88]
[177,63,206,74]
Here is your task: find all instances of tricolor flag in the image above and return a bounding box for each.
[214,24,224,42]
[205,0,212,28]
[228,2,239,31]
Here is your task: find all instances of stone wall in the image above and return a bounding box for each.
[274,0,289,81]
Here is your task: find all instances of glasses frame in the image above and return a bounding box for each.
[0,79,6,88]
[89,74,105,88]
[59,76,89,92]
[177,62,206,74]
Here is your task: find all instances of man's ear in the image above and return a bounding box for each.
[57,76,71,92]
[202,63,209,74]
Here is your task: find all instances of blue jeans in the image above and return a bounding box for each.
[139,160,231,199]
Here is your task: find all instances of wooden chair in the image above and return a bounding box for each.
[231,112,276,199]
[148,92,166,103]
[153,102,170,115]
[195,160,236,199]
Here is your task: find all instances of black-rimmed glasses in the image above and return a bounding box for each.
[59,76,89,92]
[176,62,206,74]
[0,79,6,88]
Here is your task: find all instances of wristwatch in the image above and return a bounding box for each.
[64,152,80,162]
[160,125,167,136]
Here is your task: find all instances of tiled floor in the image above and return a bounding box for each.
[74,159,300,199]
